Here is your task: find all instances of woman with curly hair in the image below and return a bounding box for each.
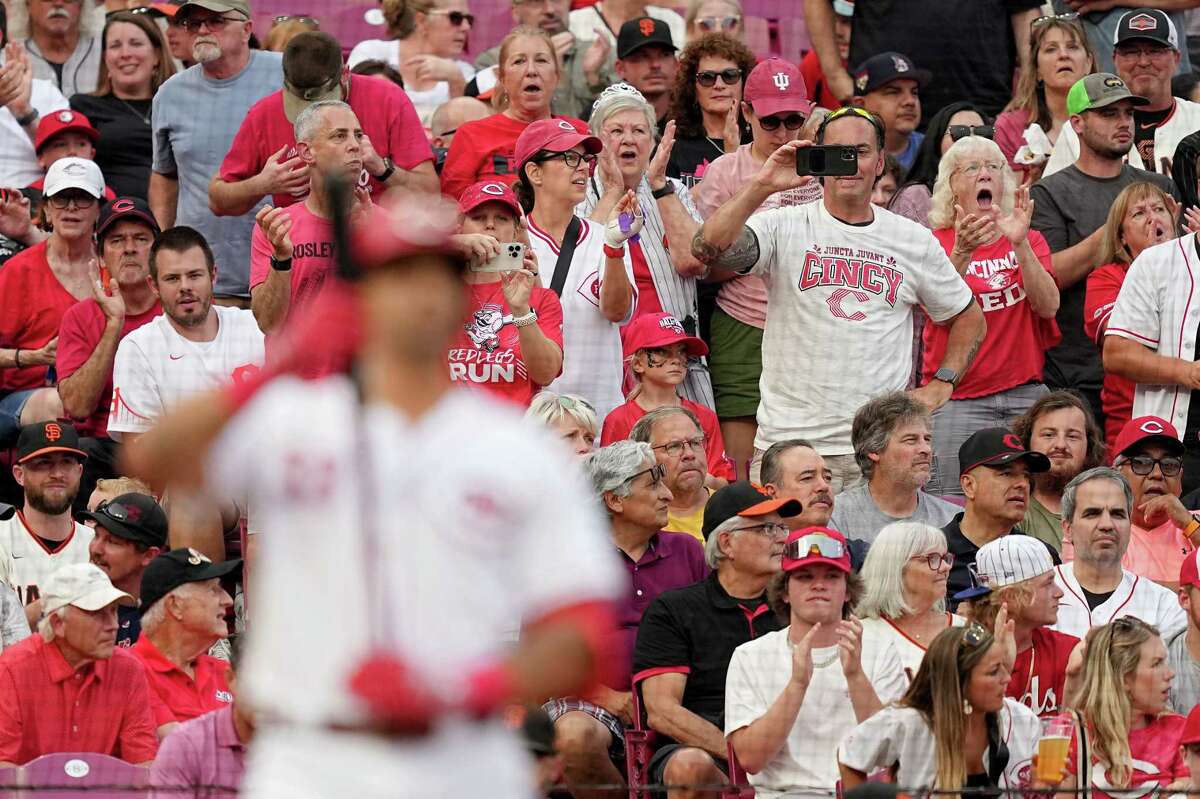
[664,33,755,185]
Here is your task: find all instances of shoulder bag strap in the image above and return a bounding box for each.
[549,216,583,298]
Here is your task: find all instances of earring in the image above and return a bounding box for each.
[963,699,973,715]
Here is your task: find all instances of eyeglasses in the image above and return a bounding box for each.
[539,150,597,170]
[1031,11,1079,28]
[47,192,98,209]
[695,68,743,87]
[742,521,790,539]
[181,14,248,33]
[1115,44,1173,61]
[628,462,666,487]
[273,14,319,27]
[651,435,706,459]
[956,161,1005,176]
[960,622,990,649]
[758,113,806,132]
[784,532,846,561]
[948,124,994,142]
[427,9,474,26]
[911,552,955,570]
[697,15,740,32]
[1121,454,1184,477]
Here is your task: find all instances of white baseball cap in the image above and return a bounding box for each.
[41,563,135,616]
[43,157,105,199]
[974,535,1054,591]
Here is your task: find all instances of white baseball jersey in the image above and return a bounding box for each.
[204,378,624,798]
[0,512,94,607]
[108,306,265,439]
[1051,563,1186,641]
[744,201,974,454]
[527,217,636,419]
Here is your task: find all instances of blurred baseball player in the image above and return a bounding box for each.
[125,193,623,797]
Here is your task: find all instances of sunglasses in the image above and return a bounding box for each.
[47,191,98,209]
[948,124,994,142]
[784,532,846,562]
[696,68,743,87]
[180,14,247,33]
[428,9,474,26]
[1122,454,1183,477]
[98,500,140,524]
[758,113,806,132]
[911,552,955,570]
[1031,11,1079,28]
[697,15,740,32]
[273,14,319,27]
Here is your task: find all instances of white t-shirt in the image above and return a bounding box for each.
[859,614,967,683]
[1052,563,1186,641]
[568,4,687,51]
[205,380,624,797]
[744,201,973,455]
[0,79,69,186]
[724,626,908,799]
[0,512,94,607]
[838,698,1041,791]
[527,216,636,419]
[108,306,265,439]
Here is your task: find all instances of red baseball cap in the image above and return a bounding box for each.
[352,194,464,270]
[458,180,521,217]
[1112,415,1185,460]
[1183,704,1200,745]
[34,109,99,154]
[1181,549,1200,591]
[622,312,708,358]
[744,57,813,117]
[513,118,602,174]
[781,527,851,574]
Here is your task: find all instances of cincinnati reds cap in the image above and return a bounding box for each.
[34,109,99,153]
[1181,549,1200,591]
[41,563,135,616]
[1182,704,1200,745]
[16,421,87,464]
[781,527,851,574]
[139,548,241,616]
[1114,9,1178,50]
[852,51,931,96]
[43,157,105,199]
[78,492,168,549]
[958,428,1050,476]
[513,118,602,173]
[457,180,522,217]
[617,16,675,60]
[1112,415,1185,459]
[702,481,801,541]
[1066,72,1148,116]
[622,312,708,359]
[97,197,160,241]
[744,57,813,117]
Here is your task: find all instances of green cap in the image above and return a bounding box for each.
[177,0,251,18]
[1066,72,1148,116]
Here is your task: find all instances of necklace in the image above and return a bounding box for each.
[705,135,725,156]
[114,95,151,126]
[791,639,840,668]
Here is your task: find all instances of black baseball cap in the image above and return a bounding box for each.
[852,51,931,96]
[958,427,1051,477]
[139,548,241,616]
[617,17,676,60]
[16,421,87,464]
[701,481,801,541]
[97,197,160,242]
[1114,9,1179,51]
[78,493,168,549]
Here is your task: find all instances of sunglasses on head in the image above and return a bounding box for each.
[784,532,846,562]
[1031,11,1079,28]
[697,15,740,32]
[758,113,806,132]
[696,68,743,87]
[960,622,990,649]
[948,124,994,141]
[274,14,319,27]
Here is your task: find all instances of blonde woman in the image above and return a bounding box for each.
[526,391,600,458]
[685,0,743,41]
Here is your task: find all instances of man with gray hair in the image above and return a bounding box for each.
[545,439,705,799]
[631,406,712,542]
[8,0,101,97]
[830,392,959,543]
[1052,466,1185,640]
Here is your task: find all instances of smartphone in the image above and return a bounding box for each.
[99,263,113,296]
[472,242,525,273]
[795,145,858,177]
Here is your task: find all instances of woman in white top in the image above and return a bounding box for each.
[855,521,965,681]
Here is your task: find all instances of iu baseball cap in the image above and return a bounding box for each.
[1066,72,1149,116]
[41,563,135,616]
[622,312,708,359]
[458,180,522,217]
[16,421,87,464]
[1112,415,1185,459]
[852,51,931,96]
[34,109,99,154]
[781,527,851,574]
[956,535,1054,602]
[1183,704,1200,745]
[176,0,251,18]
[43,157,105,199]
[958,427,1050,477]
[617,16,676,60]
[514,118,602,173]
[97,197,160,242]
[139,548,242,616]
[282,31,344,123]
[701,481,801,541]
[744,57,813,117]
[1114,9,1178,50]
[78,493,168,549]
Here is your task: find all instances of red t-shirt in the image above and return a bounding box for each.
[628,239,663,318]
[440,113,589,200]
[1008,627,1078,716]
[1069,713,1187,798]
[924,230,1060,398]
[1084,262,1135,449]
[600,397,735,480]
[56,298,162,438]
[448,280,565,405]
[0,241,81,392]
[798,50,844,113]
[219,74,432,208]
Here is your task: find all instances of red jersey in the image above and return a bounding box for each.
[0,241,81,392]
[448,280,565,405]
[56,297,161,438]
[1070,713,1187,799]
[130,636,232,726]
[440,113,589,200]
[219,74,432,208]
[924,230,1060,398]
[600,397,735,481]
[1084,261,1135,449]
[1008,627,1078,716]
[798,50,844,113]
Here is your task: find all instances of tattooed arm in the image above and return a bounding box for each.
[691,224,761,274]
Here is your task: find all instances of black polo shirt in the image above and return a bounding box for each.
[943,512,1061,608]
[632,572,782,732]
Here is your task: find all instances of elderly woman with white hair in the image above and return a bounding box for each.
[578,83,714,408]
[921,135,1062,495]
[856,521,965,680]
[526,391,599,458]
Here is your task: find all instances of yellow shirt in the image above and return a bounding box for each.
[665,489,713,543]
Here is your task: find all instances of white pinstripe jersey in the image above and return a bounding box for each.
[1051,563,1186,640]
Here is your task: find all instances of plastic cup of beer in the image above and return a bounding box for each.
[1036,715,1073,783]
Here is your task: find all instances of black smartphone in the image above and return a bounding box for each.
[795,145,858,177]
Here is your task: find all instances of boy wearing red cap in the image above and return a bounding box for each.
[26,110,117,203]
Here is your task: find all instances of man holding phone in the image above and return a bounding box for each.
[692,106,985,491]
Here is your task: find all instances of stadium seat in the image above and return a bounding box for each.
[743,16,771,60]
[725,742,755,798]
[625,683,657,799]
[18,753,148,799]
[777,17,812,61]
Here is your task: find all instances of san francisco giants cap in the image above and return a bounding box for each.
[16,421,87,464]
[958,428,1050,476]
[1112,415,1185,459]
[1066,72,1148,116]
[744,57,813,117]
[617,17,675,60]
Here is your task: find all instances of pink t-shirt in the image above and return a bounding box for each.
[693,144,822,328]
[1124,520,1194,585]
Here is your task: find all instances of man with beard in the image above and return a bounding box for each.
[632,407,712,543]
[613,17,677,126]
[0,421,93,628]
[1013,391,1105,552]
[12,0,101,97]
[150,0,282,304]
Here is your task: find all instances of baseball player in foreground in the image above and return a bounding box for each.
[125,194,624,797]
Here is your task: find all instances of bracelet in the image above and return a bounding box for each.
[270,256,293,272]
[651,184,674,200]
[13,349,20,369]
[602,243,625,259]
[511,310,538,328]
[15,109,38,128]
[1186,516,1200,540]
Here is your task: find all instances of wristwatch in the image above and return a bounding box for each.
[15,109,38,128]
[374,157,396,182]
[651,184,674,200]
[932,367,959,387]
[270,255,293,272]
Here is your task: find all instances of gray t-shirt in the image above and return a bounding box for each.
[152,51,283,297]
[829,484,961,543]
[1166,627,1200,715]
